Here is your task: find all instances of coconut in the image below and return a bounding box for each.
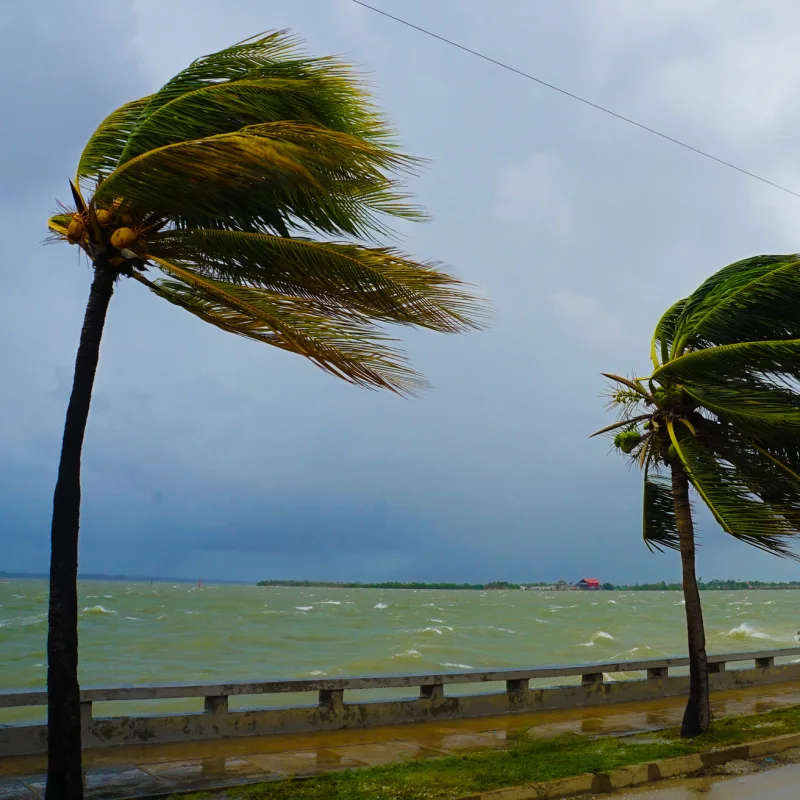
[118,213,134,227]
[667,444,678,462]
[111,227,137,249]
[614,429,643,454]
[95,209,112,227]
[67,217,84,241]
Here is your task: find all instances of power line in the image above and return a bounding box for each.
[352,0,800,201]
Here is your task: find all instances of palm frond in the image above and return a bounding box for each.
[651,298,686,368]
[671,254,800,355]
[654,339,800,384]
[137,258,427,395]
[667,422,800,558]
[94,123,423,238]
[75,96,153,191]
[682,380,800,440]
[589,415,651,438]
[643,466,680,553]
[149,229,486,332]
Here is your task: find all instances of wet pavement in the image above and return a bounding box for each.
[604,761,800,798]
[3,680,800,799]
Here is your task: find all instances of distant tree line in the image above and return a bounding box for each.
[610,580,800,591]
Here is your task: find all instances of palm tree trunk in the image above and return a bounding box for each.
[670,459,710,737]
[46,265,115,800]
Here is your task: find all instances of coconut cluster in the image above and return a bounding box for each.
[65,199,149,267]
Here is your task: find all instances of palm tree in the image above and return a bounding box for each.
[593,254,800,738]
[45,31,485,798]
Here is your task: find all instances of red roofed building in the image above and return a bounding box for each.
[576,578,600,590]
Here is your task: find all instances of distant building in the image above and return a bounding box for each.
[575,578,601,590]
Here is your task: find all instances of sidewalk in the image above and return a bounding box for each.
[603,761,800,798]
[3,679,800,799]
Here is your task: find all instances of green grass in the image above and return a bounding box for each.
[176,705,800,800]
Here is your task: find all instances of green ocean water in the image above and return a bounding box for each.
[2,580,799,723]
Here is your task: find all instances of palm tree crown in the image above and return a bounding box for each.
[596,254,800,558]
[47,30,486,393]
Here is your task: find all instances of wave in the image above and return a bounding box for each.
[308,670,327,676]
[441,662,473,670]
[0,613,47,629]
[317,600,341,605]
[578,631,615,647]
[393,649,422,659]
[295,606,313,611]
[124,616,142,621]
[374,603,388,609]
[488,626,518,634]
[81,605,116,616]
[416,626,453,635]
[607,600,617,604]
[722,622,773,641]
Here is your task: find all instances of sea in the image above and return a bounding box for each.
[2,580,799,723]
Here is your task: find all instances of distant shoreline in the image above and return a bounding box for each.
[4,573,799,591]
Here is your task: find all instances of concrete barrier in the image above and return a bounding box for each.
[2,647,800,757]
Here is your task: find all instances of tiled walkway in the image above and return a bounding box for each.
[3,680,800,799]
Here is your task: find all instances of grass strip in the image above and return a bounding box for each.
[175,704,800,800]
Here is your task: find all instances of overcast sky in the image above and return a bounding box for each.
[2,0,800,584]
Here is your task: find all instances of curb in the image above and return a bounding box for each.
[454,731,800,799]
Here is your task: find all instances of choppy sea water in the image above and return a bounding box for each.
[2,580,799,722]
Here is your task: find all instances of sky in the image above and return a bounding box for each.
[3,0,800,584]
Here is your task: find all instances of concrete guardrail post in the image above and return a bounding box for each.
[756,657,775,668]
[709,662,725,674]
[204,695,228,715]
[420,683,444,702]
[319,689,345,718]
[647,667,668,681]
[581,672,604,686]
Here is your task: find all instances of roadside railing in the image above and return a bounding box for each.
[2,647,800,757]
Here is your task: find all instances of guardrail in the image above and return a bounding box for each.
[2,647,800,757]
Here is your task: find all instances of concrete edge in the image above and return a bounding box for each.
[454,731,800,799]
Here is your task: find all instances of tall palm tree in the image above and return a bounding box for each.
[45,31,485,798]
[593,254,800,738]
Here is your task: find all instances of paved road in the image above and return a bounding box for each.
[608,761,800,798]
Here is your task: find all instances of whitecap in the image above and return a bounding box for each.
[442,662,473,670]
[124,616,142,621]
[607,600,617,604]
[318,600,341,605]
[393,649,422,659]
[418,626,444,635]
[578,631,615,647]
[81,605,116,615]
[295,606,313,611]
[489,626,518,634]
[308,670,327,676]
[722,622,773,641]
[764,601,775,605]
[534,618,552,624]
[374,603,388,609]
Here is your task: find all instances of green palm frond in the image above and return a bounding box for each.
[93,122,422,238]
[654,339,800,384]
[671,254,800,356]
[75,96,153,191]
[651,298,687,368]
[643,467,680,553]
[681,380,800,441]
[149,229,485,332]
[667,423,799,558]
[137,259,427,395]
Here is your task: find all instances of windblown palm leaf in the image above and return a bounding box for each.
[49,30,486,394]
[594,253,800,558]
